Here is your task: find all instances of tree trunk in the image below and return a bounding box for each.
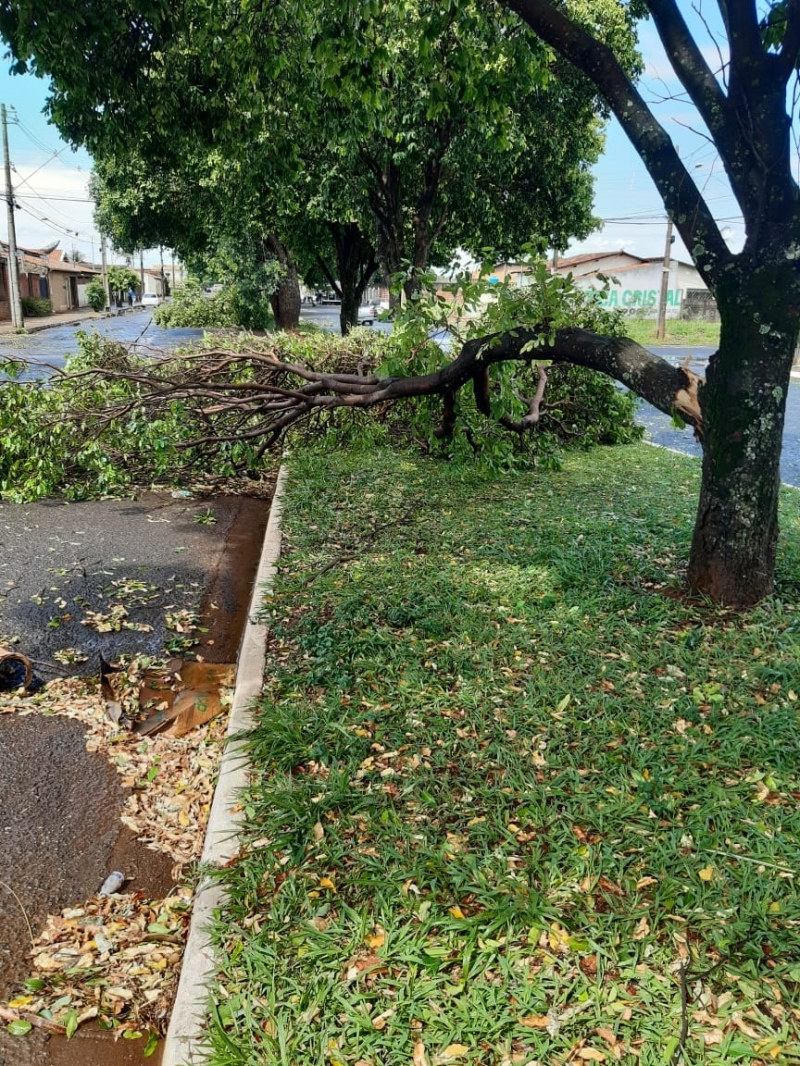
[340,285,360,335]
[688,263,800,605]
[331,222,377,335]
[266,234,301,331]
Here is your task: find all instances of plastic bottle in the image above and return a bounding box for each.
[98,871,125,896]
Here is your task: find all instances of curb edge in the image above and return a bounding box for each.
[161,464,288,1066]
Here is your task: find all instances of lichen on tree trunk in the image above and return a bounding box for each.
[687,266,800,605]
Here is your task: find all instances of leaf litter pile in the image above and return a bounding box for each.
[205,446,800,1066]
[0,653,234,1047]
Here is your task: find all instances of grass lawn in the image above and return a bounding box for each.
[622,320,720,348]
[206,442,800,1066]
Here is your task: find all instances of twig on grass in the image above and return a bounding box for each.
[0,1005,66,1035]
[705,849,794,875]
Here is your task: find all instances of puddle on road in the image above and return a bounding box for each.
[0,493,272,1066]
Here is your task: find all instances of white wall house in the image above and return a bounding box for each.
[549,251,714,320]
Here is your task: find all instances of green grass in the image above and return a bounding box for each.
[206,443,800,1066]
[623,318,720,348]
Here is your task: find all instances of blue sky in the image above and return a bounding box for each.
[1,67,101,258]
[0,14,746,267]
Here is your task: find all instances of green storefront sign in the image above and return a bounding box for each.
[593,288,681,308]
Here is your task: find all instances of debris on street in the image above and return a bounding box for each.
[0,661,234,1039]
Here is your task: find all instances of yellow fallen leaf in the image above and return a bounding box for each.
[435,1045,470,1063]
[365,933,385,949]
[319,876,336,892]
[698,865,714,882]
[449,906,465,920]
[519,1014,550,1029]
[7,996,33,1008]
[178,810,190,827]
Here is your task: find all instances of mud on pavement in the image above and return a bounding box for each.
[0,488,273,1066]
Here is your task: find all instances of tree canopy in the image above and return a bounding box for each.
[1,0,624,329]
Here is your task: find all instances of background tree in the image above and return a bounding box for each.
[106,264,139,307]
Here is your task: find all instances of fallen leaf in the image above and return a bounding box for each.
[635,876,658,890]
[519,1015,550,1029]
[702,1029,725,1046]
[434,1045,470,1064]
[449,906,465,920]
[698,865,714,882]
[413,1039,430,1066]
[598,877,624,897]
[577,1050,607,1062]
[364,933,385,949]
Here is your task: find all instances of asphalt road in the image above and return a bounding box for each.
[0,314,204,374]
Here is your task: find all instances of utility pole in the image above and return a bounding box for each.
[655,216,675,341]
[100,234,110,310]
[2,104,24,330]
[656,144,678,341]
[139,249,145,297]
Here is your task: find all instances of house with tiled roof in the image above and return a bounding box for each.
[44,251,102,314]
[482,251,717,321]
[0,244,102,320]
[0,244,50,320]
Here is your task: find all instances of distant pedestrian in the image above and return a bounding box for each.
[127,288,134,307]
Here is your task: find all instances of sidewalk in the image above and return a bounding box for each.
[0,305,148,336]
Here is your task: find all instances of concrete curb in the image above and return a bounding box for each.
[162,465,288,1066]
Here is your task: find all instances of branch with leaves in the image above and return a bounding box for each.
[55,325,702,461]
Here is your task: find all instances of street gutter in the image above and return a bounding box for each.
[161,465,287,1066]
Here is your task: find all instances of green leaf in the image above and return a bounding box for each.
[6,1020,33,1036]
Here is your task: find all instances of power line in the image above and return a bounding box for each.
[15,193,95,203]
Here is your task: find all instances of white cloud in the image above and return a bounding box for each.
[6,159,98,259]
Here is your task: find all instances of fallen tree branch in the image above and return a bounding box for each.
[500,365,548,432]
[31,324,704,455]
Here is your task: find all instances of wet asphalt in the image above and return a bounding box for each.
[0,493,270,677]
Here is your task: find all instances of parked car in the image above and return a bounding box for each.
[142,292,161,308]
[357,302,385,325]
